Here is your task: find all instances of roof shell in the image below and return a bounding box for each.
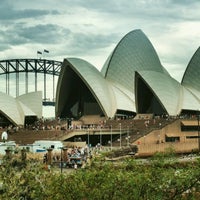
[0,91,42,126]
[182,47,200,99]
[137,71,182,115]
[16,91,42,118]
[181,87,200,111]
[101,29,169,93]
[0,92,23,125]
[110,83,136,112]
[56,58,116,118]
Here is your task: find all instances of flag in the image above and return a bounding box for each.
[44,49,49,53]
[37,51,42,54]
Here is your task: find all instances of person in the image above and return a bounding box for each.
[1,131,8,142]
[48,164,51,172]
[74,163,77,170]
[43,153,47,164]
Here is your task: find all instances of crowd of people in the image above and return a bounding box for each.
[43,145,89,169]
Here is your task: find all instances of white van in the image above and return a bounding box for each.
[33,140,63,151]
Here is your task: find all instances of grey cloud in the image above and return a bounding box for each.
[0,18,121,58]
[73,0,200,23]
[2,30,116,63]
[17,24,66,44]
[0,23,71,52]
[0,0,60,20]
[0,44,11,52]
[169,0,199,5]
[0,9,44,20]
[66,32,119,55]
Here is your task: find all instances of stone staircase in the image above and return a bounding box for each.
[107,117,175,146]
[5,129,64,145]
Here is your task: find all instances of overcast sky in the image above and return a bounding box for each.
[0,0,200,83]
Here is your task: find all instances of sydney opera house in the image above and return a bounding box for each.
[1,29,199,128]
[56,29,200,120]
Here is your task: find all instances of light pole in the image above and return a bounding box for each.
[110,125,113,150]
[126,126,130,147]
[143,135,146,145]
[119,123,122,148]
[87,129,90,155]
[100,127,102,148]
[60,147,63,173]
[197,113,200,151]
[158,134,160,152]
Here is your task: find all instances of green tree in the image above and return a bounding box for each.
[1,151,200,199]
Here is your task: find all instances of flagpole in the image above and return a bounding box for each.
[37,51,42,59]
[43,49,49,60]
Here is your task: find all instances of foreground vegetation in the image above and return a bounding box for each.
[1,149,200,199]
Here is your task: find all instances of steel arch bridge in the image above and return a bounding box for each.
[0,59,63,106]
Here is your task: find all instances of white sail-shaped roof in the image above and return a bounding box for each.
[137,71,182,115]
[0,91,42,126]
[0,92,24,125]
[182,47,200,90]
[16,91,42,118]
[110,83,135,112]
[56,58,116,118]
[101,29,169,93]
[181,87,200,111]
